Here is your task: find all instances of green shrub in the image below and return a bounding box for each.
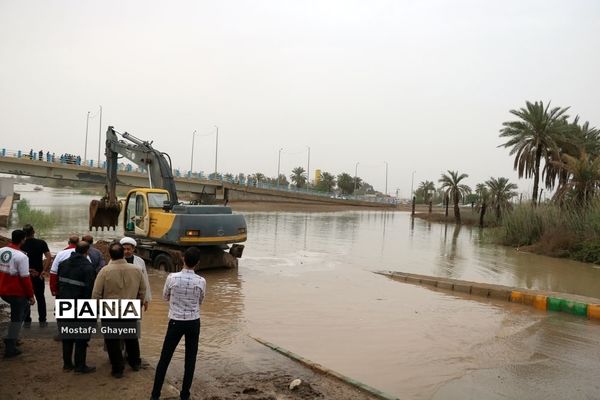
[570,240,600,264]
[499,204,545,246]
[15,199,56,234]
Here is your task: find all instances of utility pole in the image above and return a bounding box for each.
[214,125,219,177]
[306,146,311,187]
[384,161,388,196]
[410,170,416,198]
[190,130,197,173]
[84,111,90,162]
[277,148,283,187]
[354,162,360,193]
[97,105,102,166]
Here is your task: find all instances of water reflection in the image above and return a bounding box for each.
[12,186,600,398]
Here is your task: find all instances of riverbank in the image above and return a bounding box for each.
[414,204,600,266]
[229,200,401,213]
[412,210,496,227]
[0,316,378,400]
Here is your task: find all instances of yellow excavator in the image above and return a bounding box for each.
[89,126,246,271]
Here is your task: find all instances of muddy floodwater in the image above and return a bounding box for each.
[12,184,600,399]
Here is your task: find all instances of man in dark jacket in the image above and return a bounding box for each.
[82,234,105,273]
[57,241,96,373]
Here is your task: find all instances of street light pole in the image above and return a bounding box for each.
[306,146,310,187]
[354,162,360,192]
[84,111,90,162]
[384,161,389,196]
[190,130,197,173]
[214,125,219,176]
[410,170,416,198]
[277,148,283,187]
[97,105,102,166]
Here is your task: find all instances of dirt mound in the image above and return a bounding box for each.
[93,239,112,263]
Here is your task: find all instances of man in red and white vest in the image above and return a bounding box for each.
[0,229,35,358]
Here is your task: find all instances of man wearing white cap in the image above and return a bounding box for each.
[120,237,152,310]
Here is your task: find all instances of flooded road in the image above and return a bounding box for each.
[13,184,600,399]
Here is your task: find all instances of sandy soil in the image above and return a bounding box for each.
[0,307,376,400]
[0,268,377,400]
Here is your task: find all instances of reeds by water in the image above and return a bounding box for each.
[15,199,56,234]
[495,200,600,263]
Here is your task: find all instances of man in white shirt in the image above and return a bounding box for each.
[150,247,205,400]
[120,237,151,310]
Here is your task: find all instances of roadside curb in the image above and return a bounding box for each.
[250,336,400,400]
[376,271,600,320]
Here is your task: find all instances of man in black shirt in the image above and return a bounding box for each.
[22,224,51,327]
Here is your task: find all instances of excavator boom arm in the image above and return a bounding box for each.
[104,127,179,204]
[89,126,179,230]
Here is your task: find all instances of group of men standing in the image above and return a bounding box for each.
[1,225,207,400]
[49,235,151,376]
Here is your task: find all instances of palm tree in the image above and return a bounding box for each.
[485,177,518,221]
[475,183,490,227]
[318,172,336,192]
[439,171,471,224]
[253,172,265,183]
[551,150,600,205]
[418,181,436,203]
[290,166,307,188]
[499,101,570,205]
[337,173,356,195]
[544,117,600,191]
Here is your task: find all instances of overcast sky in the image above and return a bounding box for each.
[1,0,599,197]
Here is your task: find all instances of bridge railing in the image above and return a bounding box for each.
[0,150,398,205]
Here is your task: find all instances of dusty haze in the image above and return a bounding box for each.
[1,0,598,197]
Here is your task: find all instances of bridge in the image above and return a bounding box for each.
[0,153,396,208]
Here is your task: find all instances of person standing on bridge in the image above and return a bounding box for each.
[21,224,51,328]
[150,247,206,400]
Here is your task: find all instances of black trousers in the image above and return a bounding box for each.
[152,319,200,400]
[1,296,28,355]
[24,276,46,323]
[105,338,140,373]
[62,339,89,368]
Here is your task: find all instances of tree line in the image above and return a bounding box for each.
[222,168,380,196]
[414,100,598,226]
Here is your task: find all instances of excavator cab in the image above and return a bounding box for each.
[124,189,169,237]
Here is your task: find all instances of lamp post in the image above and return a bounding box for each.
[190,130,197,173]
[354,162,360,193]
[214,125,219,177]
[84,111,91,162]
[306,146,311,187]
[96,106,102,166]
[277,148,283,187]
[384,161,389,196]
[410,170,416,198]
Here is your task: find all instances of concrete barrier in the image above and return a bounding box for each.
[376,271,600,321]
[0,194,13,227]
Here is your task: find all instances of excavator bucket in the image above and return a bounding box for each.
[89,198,122,231]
